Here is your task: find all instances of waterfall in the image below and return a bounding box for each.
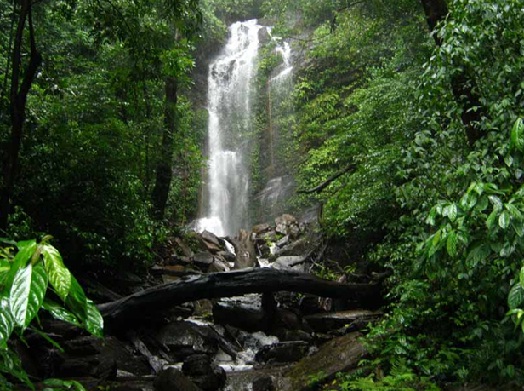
[195,20,265,237]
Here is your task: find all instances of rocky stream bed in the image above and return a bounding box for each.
[14,214,386,391]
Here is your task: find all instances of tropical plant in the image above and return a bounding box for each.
[0,237,103,390]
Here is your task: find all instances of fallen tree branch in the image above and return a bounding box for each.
[298,164,356,195]
[98,268,378,330]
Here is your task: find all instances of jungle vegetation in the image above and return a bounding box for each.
[2,0,524,389]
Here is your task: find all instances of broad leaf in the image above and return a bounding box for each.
[0,259,10,288]
[498,210,511,229]
[460,191,477,211]
[446,231,459,257]
[8,263,32,327]
[442,203,458,221]
[508,284,524,309]
[466,243,491,268]
[2,240,37,296]
[510,118,524,152]
[488,195,503,212]
[42,244,71,301]
[83,300,104,337]
[24,262,48,327]
[65,275,88,320]
[42,299,80,326]
[0,297,15,347]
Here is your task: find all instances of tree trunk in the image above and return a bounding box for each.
[151,76,178,220]
[419,0,484,145]
[98,267,380,330]
[1,0,42,230]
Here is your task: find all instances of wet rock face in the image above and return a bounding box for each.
[154,321,221,361]
[255,341,310,364]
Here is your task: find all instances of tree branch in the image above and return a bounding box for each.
[298,164,356,195]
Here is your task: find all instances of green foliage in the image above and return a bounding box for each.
[1,0,206,270]
[362,0,524,384]
[0,238,102,390]
[328,368,440,391]
[261,0,524,387]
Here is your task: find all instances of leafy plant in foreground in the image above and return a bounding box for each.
[0,237,103,390]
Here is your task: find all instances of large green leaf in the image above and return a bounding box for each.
[42,244,71,301]
[2,240,37,296]
[8,264,32,328]
[0,259,10,289]
[510,118,524,152]
[446,231,458,257]
[442,203,459,221]
[508,284,524,309]
[498,210,511,229]
[42,299,80,326]
[0,297,15,348]
[24,263,48,327]
[83,300,104,337]
[65,275,88,320]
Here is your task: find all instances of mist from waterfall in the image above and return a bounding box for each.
[257,35,295,221]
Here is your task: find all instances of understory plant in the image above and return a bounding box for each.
[0,237,103,390]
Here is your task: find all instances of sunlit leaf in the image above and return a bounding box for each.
[442,203,458,221]
[510,118,524,152]
[24,262,48,327]
[83,300,104,337]
[508,284,524,309]
[498,210,511,229]
[9,264,32,327]
[42,244,71,301]
[3,240,37,296]
[0,297,15,347]
[42,299,81,326]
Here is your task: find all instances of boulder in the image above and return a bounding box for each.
[253,376,276,391]
[252,223,271,235]
[193,252,215,267]
[154,367,201,391]
[271,256,307,272]
[275,214,298,235]
[154,321,221,361]
[255,341,309,364]
[201,230,220,247]
[182,354,226,391]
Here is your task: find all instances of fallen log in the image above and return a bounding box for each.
[98,268,380,330]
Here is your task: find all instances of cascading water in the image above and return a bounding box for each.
[196,20,264,237]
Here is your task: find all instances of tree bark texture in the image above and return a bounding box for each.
[1,0,42,230]
[151,76,178,220]
[419,0,484,145]
[98,267,379,330]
